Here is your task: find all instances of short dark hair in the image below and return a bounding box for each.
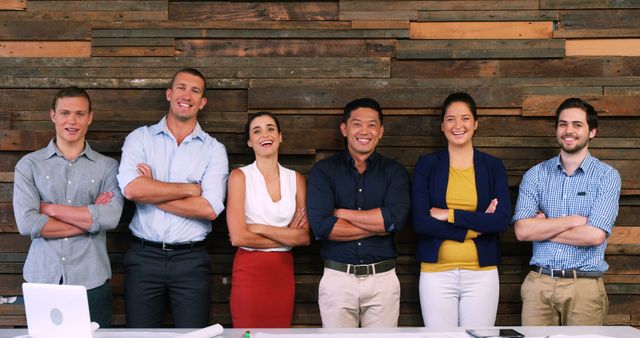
[244,111,281,143]
[441,92,477,121]
[343,98,383,124]
[51,86,92,113]
[555,97,598,131]
[169,68,207,95]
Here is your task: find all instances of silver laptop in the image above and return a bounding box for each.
[22,282,93,338]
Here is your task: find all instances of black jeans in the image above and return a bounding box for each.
[87,280,113,328]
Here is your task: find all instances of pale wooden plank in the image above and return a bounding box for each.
[0,41,90,57]
[566,39,640,56]
[410,22,554,39]
[0,0,25,11]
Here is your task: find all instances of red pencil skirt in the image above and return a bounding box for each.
[230,248,295,328]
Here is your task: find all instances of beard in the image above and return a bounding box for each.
[558,134,590,154]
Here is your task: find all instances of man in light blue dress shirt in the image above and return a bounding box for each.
[513,98,621,326]
[13,87,124,328]
[117,68,229,328]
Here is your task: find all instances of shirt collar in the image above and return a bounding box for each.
[341,149,380,170]
[150,116,206,142]
[554,152,594,174]
[45,139,96,161]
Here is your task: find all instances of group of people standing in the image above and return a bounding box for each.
[13,68,620,329]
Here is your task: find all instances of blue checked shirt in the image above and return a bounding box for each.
[512,154,621,272]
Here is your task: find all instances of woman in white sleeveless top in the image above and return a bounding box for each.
[226,112,311,328]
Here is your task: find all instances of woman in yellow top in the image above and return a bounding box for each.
[411,92,511,327]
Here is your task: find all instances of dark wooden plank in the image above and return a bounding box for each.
[0,21,90,40]
[555,28,640,38]
[396,39,565,59]
[91,38,175,47]
[339,11,418,21]
[92,20,351,30]
[523,95,640,116]
[418,10,559,21]
[541,0,640,9]
[249,86,523,109]
[0,78,247,90]
[27,1,167,11]
[340,0,539,11]
[91,46,175,57]
[176,39,395,57]
[93,28,408,39]
[559,9,640,29]
[0,89,247,113]
[0,10,168,21]
[169,2,338,21]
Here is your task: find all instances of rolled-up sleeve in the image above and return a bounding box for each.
[306,162,338,240]
[200,141,229,216]
[512,166,541,223]
[587,168,621,236]
[13,158,49,239]
[117,127,146,194]
[380,164,410,233]
[87,159,124,233]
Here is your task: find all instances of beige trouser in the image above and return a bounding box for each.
[521,270,609,326]
[318,267,400,328]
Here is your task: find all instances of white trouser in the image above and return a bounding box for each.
[419,269,499,328]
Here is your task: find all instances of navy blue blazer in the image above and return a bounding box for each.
[411,148,511,267]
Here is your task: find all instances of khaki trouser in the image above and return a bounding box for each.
[521,270,609,326]
[318,267,400,328]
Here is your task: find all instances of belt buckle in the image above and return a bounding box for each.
[352,264,370,278]
[162,242,173,251]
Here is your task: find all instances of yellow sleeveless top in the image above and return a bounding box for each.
[421,166,496,272]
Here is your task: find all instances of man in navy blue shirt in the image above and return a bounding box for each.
[307,98,411,328]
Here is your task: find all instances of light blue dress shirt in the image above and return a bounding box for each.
[13,140,123,289]
[117,116,229,243]
[512,154,621,272]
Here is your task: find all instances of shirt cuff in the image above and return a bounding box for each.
[201,193,225,218]
[380,207,396,233]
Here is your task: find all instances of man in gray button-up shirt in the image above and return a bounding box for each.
[12,87,123,328]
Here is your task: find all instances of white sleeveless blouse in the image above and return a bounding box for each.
[239,162,296,252]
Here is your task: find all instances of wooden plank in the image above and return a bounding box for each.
[91,38,175,47]
[93,28,408,39]
[605,86,640,95]
[566,39,640,56]
[91,20,351,30]
[169,2,338,21]
[541,0,640,9]
[0,11,168,21]
[249,86,522,109]
[410,22,554,39]
[0,0,25,10]
[175,39,395,57]
[523,95,640,116]
[0,21,90,40]
[0,41,90,57]
[340,1,539,11]
[0,78,247,90]
[392,57,620,78]
[27,1,167,11]
[91,46,175,57]
[351,21,410,30]
[396,39,565,59]
[340,11,418,21]
[559,10,640,29]
[555,28,640,38]
[418,10,559,21]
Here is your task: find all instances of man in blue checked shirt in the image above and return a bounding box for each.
[513,98,621,326]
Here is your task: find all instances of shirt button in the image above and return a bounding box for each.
[67,200,71,203]
[358,208,361,211]
[62,257,66,261]
[45,176,50,179]
[357,242,361,246]
[91,179,95,183]
[69,163,72,166]
[64,238,68,241]
[358,189,362,192]
[68,181,71,184]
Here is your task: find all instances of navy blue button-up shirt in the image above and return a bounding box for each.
[307,150,411,264]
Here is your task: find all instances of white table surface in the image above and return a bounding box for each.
[0,326,638,338]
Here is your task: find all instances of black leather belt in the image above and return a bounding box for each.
[325,259,395,277]
[532,266,602,278]
[132,236,205,251]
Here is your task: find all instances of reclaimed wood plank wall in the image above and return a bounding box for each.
[1,0,639,328]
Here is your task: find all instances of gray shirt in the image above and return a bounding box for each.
[13,140,123,289]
